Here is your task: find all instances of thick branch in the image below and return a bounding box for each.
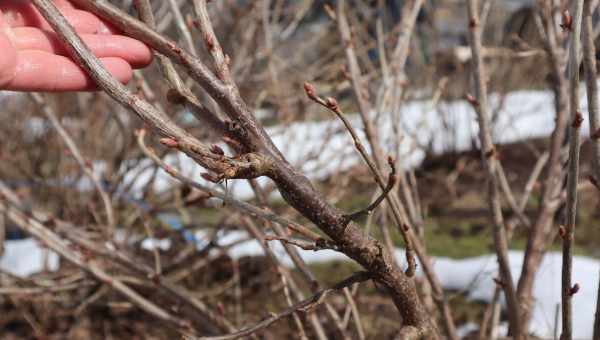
[33,0,430,335]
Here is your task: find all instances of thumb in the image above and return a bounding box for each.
[0,10,17,89]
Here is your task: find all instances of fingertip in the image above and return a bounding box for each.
[101,57,133,85]
[0,31,17,88]
[129,41,153,69]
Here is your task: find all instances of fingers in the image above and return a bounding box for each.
[1,1,117,34]
[13,27,152,68]
[52,1,76,9]
[5,51,132,92]
[0,11,18,88]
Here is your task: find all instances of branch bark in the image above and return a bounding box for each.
[466,0,522,337]
[562,1,585,339]
[517,3,571,330]
[581,1,600,338]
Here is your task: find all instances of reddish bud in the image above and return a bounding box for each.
[558,225,567,239]
[560,10,573,31]
[466,93,479,107]
[164,165,177,177]
[572,112,584,128]
[469,18,478,29]
[485,148,496,159]
[325,97,339,111]
[303,82,317,100]
[159,138,179,148]
[591,128,600,140]
[205,35,215,51]
[569,283,580,296]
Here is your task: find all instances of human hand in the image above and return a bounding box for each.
[0,0,152,92]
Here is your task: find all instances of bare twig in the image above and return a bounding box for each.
[264,235,339,251]
[191,0,234,84]
[466,0,522,337]
[134,0,226,134]
[303,83,416,276]
[517,4,571,330]
[346,157,397,221]
[562,2,585,339]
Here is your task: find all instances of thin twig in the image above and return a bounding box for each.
[517,4,571,331]
[346,157,397,221]
[303,83,416,276]
[0,201,194,333]
[466,0,522,337]
[562,1,585,339]
[187,272,372,340]
[29,93,116,236]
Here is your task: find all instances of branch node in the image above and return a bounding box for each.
[303,82,318,101]
[569,283,580,296]
[572,111,584,128]
[159,138,180,148]
[560,10,573,31]
[465,93,479,107]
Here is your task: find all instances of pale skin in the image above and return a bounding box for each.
[0,0,152,91]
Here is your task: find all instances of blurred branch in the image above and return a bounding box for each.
[187,271,372,340]
[0,199,194,334]
[517,2,571,330]
[466,0,522,337]
[29,93,116,236]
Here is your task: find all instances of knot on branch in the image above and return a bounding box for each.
[201,152,274,183]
